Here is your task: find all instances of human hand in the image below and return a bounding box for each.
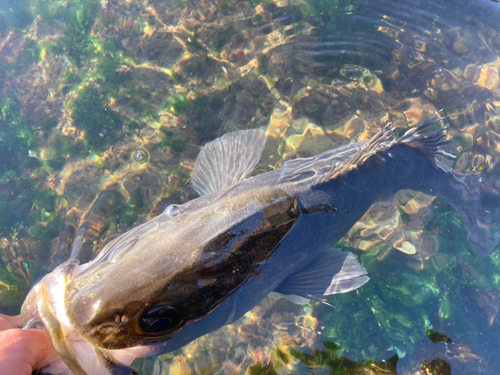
[0,314,59,375]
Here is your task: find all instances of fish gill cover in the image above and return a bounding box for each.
[0,0,499,373]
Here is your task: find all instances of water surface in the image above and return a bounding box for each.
[0,0,499,373]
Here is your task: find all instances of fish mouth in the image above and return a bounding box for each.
[19,259,143,375]
[84,321,139,350]
[20,258,79,329]
[20,259,93,373]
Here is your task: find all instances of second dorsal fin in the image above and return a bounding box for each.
[192,129,266,196]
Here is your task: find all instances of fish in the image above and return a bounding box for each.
[19,116,500,375]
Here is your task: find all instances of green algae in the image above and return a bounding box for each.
[67,84,123,152]
[0,258,37,315]
[300,0,341,18]
[165,92,208,122]
[0,94,63,240]
[37,0,100,66]
[2,37,42,74]
[0,93,63,256]
[289,341,399,374]
[116,187,147,229]
[210,27,236,51]
[27,187,62,237]
[421,358,451,375]
[0,95,39,176]
[247,363,279,375]
[42,132,78,171]
[0,176,61,237]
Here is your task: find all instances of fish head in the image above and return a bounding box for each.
[66,187,299,351]
[19,259,145,375]
[20,186,299,374]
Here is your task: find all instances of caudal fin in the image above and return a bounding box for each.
[397,116,500,255]
[340,115,500,256]
[284,113,499,255]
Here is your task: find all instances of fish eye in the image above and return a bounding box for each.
[140,305,183,334]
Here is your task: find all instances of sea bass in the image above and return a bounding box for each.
[19,117,500,374]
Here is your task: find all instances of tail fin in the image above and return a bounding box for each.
[286,113,499,255]
[396,116,500,256]
[398,115,457,171]
[323,115,500,256]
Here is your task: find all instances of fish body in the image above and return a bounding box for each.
[19,118,500,374]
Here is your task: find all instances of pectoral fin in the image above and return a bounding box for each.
[274,248,369,299]
[192,129,266,196]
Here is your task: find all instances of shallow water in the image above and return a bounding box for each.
[0,0,499,373]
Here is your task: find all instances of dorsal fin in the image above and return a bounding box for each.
[316,115,453,184]
[278,115,453,187]
[277,142,363,185]
[192,129,266,196]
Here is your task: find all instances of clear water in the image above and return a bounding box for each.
[0,0,499,373]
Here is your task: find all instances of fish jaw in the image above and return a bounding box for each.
[19,259,149,375]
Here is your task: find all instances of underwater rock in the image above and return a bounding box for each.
[421,358,451,375]
[427,329,452,344]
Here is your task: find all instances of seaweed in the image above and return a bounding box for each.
[0,82,64,250]
[0,95,39,176]
[247,363,278,375]
[0,0,499,370]
[26,188,63,239]
[210,26,236,51]
[36,0,100,66]
[2,37,43,74]
[42,132,77,171]
[319,194,500,363]
[95,38,131,84]
[116,187,147,229]
[421,358,452,375]
[164,91,209,124]
[300,0,341,17]
[289,341,399,374]
[68,84,123,152]
[0,257,36,315]
[0,176,62,239]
